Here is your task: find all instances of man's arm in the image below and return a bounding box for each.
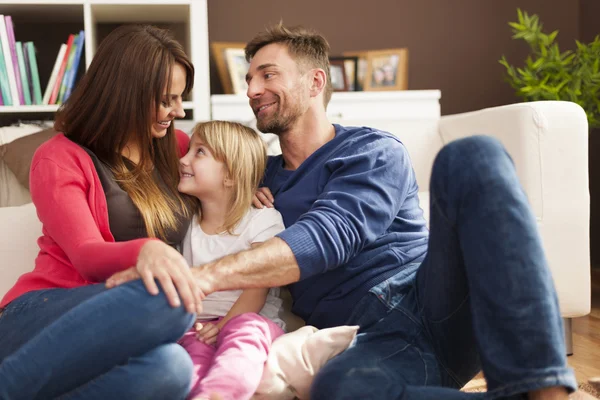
[192,237,300,295]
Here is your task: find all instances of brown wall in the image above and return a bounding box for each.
[580,0,600,43]
[207,0,580,116]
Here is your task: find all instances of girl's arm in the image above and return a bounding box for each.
[196,242,269,344]
[216,287,268,330]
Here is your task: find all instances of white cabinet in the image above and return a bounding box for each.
[211,90,442,155]
[0,0,210,125]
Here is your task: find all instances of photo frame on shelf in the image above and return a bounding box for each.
[211,42,248,94]
[342,51,369,91]
[363,48,409,91]
[224,47,250,95]
[330,56,358,92]
[328,57,349,92]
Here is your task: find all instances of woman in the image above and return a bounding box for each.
[0,25,200,399]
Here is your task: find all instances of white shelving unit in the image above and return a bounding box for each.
[212,90,442,122]
[0,0,210,124]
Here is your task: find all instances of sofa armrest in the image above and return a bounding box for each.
[439,101,590,317]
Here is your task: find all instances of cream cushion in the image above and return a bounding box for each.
[253,325,359,400]
[0,203,40,298]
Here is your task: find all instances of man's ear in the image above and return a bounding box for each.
[309,68,327,98]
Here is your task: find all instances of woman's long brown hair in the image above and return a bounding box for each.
[54,25,195,240]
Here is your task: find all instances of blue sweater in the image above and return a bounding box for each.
[265,124,429,328]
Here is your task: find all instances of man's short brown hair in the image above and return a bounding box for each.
[245,22,333,107]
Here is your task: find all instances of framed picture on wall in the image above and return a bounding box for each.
[211,42,249,94]
[363,48,409,91]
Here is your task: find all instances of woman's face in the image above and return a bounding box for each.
[151,63,187,139]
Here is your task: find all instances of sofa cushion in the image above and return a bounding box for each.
[0,203,41,299]
[2,128,58,189]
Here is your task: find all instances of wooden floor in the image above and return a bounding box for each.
[569,268,600,383]
[464,268,600,393]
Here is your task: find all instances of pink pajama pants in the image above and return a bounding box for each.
[179,312,284,400]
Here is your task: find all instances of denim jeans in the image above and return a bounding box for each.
[311,136,577,399]
[0,280,195,399]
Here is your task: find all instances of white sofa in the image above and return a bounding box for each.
[0,100,591,353]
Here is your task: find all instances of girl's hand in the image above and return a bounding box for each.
[106,240,204,314]
[252,187,274,209]
[195,321,220,345]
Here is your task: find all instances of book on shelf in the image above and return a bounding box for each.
[15,42,32,106]
[21,42,34,104]
[0,15,20,106]
[57,33,79,104]
[63,31,85,102]
[49,33,75,105]
[4,16,24,105]
[42,43,66,105]
[0,37,11,106]
[25,42,43,105]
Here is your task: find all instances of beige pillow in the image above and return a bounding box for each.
[253,325,359,400]
[0,203,41,299]
[3,128,58,189]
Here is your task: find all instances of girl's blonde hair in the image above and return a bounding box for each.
[192,121,267,234]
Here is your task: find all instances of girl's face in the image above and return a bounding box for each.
[178,136,231,200]
[151,63,187,139]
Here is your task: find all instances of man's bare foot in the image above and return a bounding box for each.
[529,386,569,400]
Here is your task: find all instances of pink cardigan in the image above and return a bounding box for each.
[0,130,190,308]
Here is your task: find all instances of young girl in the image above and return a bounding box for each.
[177,120,286,400]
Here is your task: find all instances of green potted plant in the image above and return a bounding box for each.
[499,9,600,129]
[500,8,600,267]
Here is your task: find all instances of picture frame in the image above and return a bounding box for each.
[330,56,358,92]
[211,42,249,95]
[363,48,409,91]
[328,57,349,92]
[342,51,369,91]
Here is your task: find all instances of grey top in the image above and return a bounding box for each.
[82,147,189,247]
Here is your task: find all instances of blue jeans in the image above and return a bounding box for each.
[0,280,195,399]
[311,136,577,399]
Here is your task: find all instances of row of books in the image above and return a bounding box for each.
[43,31,85,106]
[0,14,85,107]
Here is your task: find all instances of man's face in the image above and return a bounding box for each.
[246,43,310,135]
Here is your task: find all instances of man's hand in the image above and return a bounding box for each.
[252,187,274,208]
[106,240,204,314]
[195,321,220,345]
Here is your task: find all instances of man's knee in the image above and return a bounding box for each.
[432,135,516,190]
[437,135,508,167]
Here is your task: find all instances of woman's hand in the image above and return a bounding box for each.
[106,240,203,314]
[252,187,274,209]
[195,321,220,345]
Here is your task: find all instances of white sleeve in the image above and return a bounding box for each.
[249,208,285,244]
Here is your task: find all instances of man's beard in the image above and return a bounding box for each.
[255,88,306,135]
[256,103,299,135]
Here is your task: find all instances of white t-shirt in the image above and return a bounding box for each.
[182,207,286,328]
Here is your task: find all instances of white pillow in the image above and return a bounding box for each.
[253,325,359,400]
[0,202,41,299]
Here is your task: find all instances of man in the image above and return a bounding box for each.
[109,23,575,399]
